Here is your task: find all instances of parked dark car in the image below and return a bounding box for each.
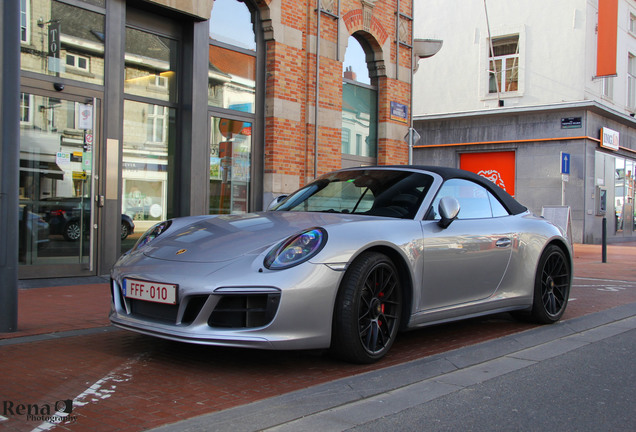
[41,197,135,241]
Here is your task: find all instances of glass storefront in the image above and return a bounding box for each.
[13,0,263,278]
[120,17,180,255]
[121,101,176,254]
[615,158,635,234]
[19,93,96,269]
[596,152,636,237]
[207,0,257,215]
[209,117,252,214]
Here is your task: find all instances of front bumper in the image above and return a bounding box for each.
[109,253,344,350]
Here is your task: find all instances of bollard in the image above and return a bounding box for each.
[602,217,607,263]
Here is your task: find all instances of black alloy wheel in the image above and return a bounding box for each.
[532,244,571,323]
[331,252,402,363]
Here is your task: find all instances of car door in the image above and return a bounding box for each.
[419,178,514,311]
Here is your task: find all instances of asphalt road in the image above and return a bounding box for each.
[348,328,636,432]
[152,302,636,432]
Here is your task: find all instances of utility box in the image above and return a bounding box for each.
[596,186,607,216]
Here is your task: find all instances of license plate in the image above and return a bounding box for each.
[123,278,178,305]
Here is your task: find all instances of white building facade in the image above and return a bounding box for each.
[413,0,636,244]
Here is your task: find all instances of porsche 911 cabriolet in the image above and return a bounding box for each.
[110,166,572,363]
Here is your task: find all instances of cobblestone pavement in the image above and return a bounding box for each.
[1,243,635,431]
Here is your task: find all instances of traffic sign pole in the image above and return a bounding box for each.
[560,152,570,206]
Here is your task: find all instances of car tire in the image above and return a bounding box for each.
[63,221,81,242]
[530,244,571,324]
[331,251,402,364]
[121,222,130,240]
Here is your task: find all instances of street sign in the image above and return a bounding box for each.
[560,152,570,175]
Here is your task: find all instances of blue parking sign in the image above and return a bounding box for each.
[560,152,570,175]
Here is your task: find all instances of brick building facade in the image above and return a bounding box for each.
[260,0,413,199]
[1,0,414,280]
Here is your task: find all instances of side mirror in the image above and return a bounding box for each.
[438,196,460,228]
[267,195,288,211]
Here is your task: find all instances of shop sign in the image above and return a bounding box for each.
[390,102,408,123]
[78,104,93,130]
[600,127,619,151]
[460,151,516,196]
[47,22,64,73]
[48,22,60,58]
[56,152,71,166]
[70,152,83,163]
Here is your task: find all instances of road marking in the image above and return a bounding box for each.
[30,353,147,432]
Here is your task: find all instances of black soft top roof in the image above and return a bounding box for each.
[352,165,528,216]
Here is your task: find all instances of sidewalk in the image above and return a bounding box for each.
[572,242,636,281]
[1,243,635,341]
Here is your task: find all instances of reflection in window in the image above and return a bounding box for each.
[208,44,256,112]
[343,36,370,85]
[432,179,509,220]
[616,158,625,233]
[124,27,178,103]
[20,0,30,43]
[342,36,377,162]
[20,0,105,85]
[342,82,377,158]
[209,0,255,50]
[65,53,89,71]
[19,94,95,266]
[208,0,258,215]
[489,35,519,93]
[20,93,34,124]
[122,101,175,241]
[146,105,168,143]
[209,117,252,214]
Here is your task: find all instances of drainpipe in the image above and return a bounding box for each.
[314,0,321,178]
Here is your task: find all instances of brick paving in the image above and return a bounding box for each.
[1,243,635,431]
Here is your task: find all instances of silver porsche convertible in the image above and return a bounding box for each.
[110,166,572,363]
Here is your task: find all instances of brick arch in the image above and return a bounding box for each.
[342,9,389,47]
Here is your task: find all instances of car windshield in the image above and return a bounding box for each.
[273,169,434,219]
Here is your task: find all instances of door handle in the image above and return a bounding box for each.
[496,238,512,248]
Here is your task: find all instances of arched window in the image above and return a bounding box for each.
[342,35,377,167]
[208,0,259,214]
[209,0,256,50]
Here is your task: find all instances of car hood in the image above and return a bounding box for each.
[141,211,366,263]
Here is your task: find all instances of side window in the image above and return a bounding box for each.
[431,179,510,219]
[489,193,510,217]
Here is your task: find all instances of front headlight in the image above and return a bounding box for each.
[264,227,327,270]
[132,220,172,252]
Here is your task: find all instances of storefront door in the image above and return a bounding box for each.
[209,115,252,214]
[18,88,100,278]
